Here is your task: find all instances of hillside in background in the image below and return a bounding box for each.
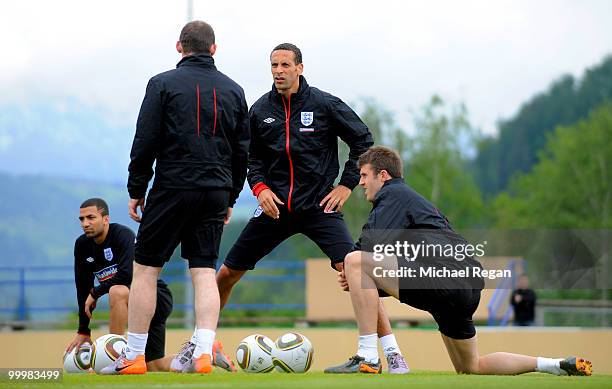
[1,53,611,267]
[474,55,612,195]
[0,173,300,322]
[0,98,133,184]
[0,173,136,266]
[0,172,260,267]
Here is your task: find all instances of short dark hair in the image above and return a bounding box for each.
[271,43,302,65]
[180,21,215,54]
[358,146,403,178]
[80,198,109,216]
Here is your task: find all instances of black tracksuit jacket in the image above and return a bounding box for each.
[74,224,169,335]
[128,53,250,206]
[248,76,373,212]
[354,178,452,251]
[355,178,484,291]
[73,224,134,335]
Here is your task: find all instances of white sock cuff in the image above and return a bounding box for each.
[380,334,401,356]
[190,326,197,344]
[126,332,148,360]
[193,328,216,358]
[357,333,379,363]
[536,357,562,375]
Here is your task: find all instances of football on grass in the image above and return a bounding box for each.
[272,332,313,373]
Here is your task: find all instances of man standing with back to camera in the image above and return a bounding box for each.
[101,21,249,375]
[202,43,409,373]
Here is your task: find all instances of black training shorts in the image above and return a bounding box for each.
[135,188,229,268]
[399,287,481,340]
[145,279,173,362]
[224,207,353,270]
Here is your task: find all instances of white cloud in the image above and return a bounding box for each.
[1,0,611,135]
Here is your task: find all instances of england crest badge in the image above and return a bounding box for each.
[104,248,114,261]
[301,112,313,126]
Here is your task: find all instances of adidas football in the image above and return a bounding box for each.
[63,342,93,373]
[91,334,127,374]
[235,334,275,373]
[272,332,314,373]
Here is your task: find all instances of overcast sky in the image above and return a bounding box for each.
[2,0,611,135]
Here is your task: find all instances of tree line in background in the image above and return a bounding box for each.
[289,54,612,264]
[253,52,612,312]
[474,55,612,195]
[340,54,612,238]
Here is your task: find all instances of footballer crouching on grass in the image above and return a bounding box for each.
[67,198,174,372]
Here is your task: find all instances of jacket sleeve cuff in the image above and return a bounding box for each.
[338,177,358,191]
[89,287,100,300]
[252,182,269,198]
[228,196,237,208]
[128,187,146,200]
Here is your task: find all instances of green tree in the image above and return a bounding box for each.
[475,54,612,194]
[340,96,487,232]
[494,103,612,228]
[406,95,486,228]
[340,98,409,237]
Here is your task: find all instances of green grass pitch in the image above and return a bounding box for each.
[4,371,611,389]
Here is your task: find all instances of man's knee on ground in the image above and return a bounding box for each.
[108,285,129,308]
[454,360,481,375]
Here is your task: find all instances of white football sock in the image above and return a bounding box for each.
[193,328,215,358]
[380,334,402,357]
[536,357,564,375]
[190,326,197,344]
[125,332,148,360]
[357,333,379,363]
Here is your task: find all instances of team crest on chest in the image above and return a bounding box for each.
[103,248,114,261]
[301,112,313,126]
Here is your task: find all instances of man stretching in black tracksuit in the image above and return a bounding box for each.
[332,145,592,376]
[213,43,409,374]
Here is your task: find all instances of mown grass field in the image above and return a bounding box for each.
[3,371,610,389]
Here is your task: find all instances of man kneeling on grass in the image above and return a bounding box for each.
[325,145,592,376]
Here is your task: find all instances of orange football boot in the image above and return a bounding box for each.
[194,354,213,374]
[99,353,146,375]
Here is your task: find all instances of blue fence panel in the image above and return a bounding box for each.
[0,261,305,323]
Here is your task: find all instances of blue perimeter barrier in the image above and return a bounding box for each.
[0,261,305,321]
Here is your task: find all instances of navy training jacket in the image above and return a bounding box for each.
[248,76,373,212]
[128,53,250,206]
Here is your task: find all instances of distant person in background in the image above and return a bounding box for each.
[67,198,174,372]
[510,274,537,326]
